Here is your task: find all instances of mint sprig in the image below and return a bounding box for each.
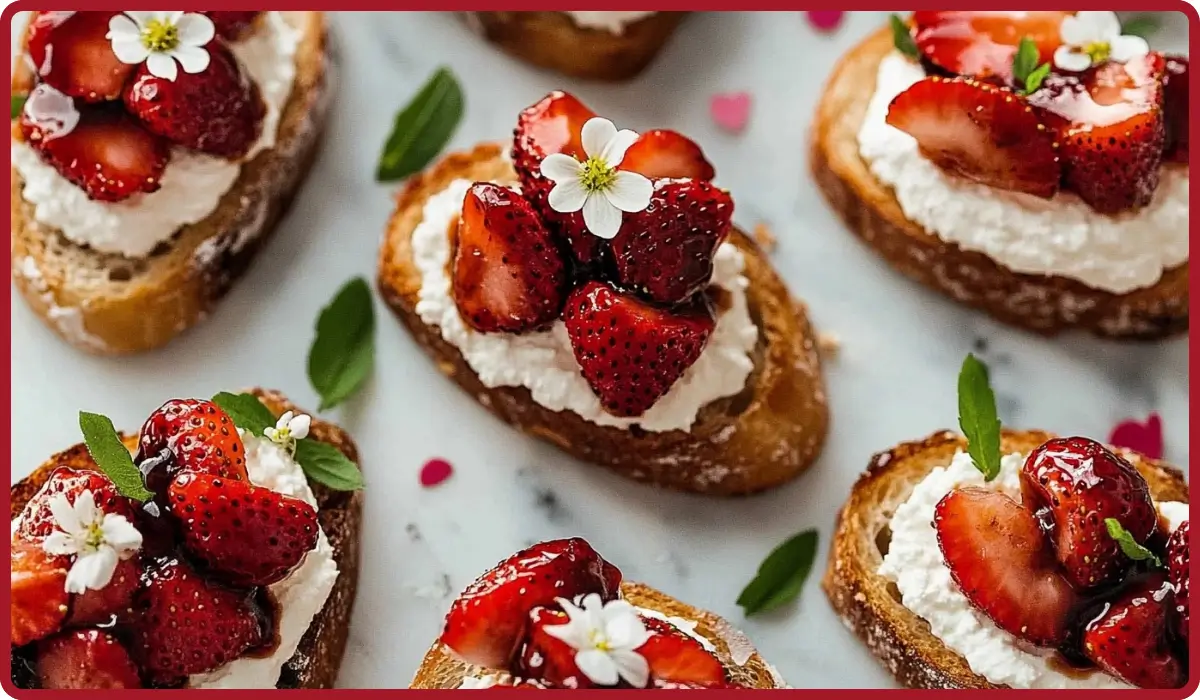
[1012,37,1050,95]
[376,66,464,182]
[212,391,276,435]
[11,94,26,120]
[1105,518,1163,567]
[308,277,375,412]
[890,14,919,61]
[958,354,1002,481]
[736,529,819,616]
[79,412,154,502]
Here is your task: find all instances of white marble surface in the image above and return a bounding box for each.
[9,11,1190,689]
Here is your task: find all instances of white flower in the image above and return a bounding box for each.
[540,117,654,240]
[264,411,311,452]
[42,490,142,594]
[543,593,651,687]
[1054,11,1149,72]
[106,11,215,82]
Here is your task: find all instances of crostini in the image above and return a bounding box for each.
[9,389,362,689]
[460,12,686,81]
[11,11,330,354]
[378,91,829,496]
[411,538,785,689]
[812,12,1188,338]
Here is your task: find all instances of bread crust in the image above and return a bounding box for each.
[459,12,685,81]
[10,12,332,355]
[410,581,783,689]
[8,389,362,689]
[810,28,1188,339]
[822,429,1188,689]
[377,144,829,496]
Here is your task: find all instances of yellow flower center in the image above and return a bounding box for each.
[1083,40,1111,65]
[141,19,179,52]
[580,156,617,194]
[588,628,611,651]
[84,521,106,550]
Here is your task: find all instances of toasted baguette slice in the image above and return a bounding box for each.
[378,144,829,496]
[811,28,1188,339]
[8,389,362,689]
[10,12,331,355]
[459,12,685,81]
[823,429,1188,689]
[411,581,784,689]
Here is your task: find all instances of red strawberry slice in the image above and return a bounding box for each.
[205,11,263,40]
[1082,572,1184,689]
[912,11,1069,82]
[15,467,137,542]
[610,180,733,305]
[1163,56,1189,162]
[517,606,596,688]
[27,12,134,103]
[887,76,1060,198]
[1019,437,1156,589]
[637,617,726,686]
[124,40,265,159]
[934,487,1081,646]
[621,130,715,181]
[10,540,70,647]
[20,104,170,203]
[1167,521,1189,643]
[128,556,267,684]
[452,183,569,334]
[562,281,715,418]
[67,557,142,627]
[36,628,142,689]
[135,398,249,496]
[441,538,622,669]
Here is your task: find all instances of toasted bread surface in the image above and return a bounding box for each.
[459,12,685,81]
[410,581,783,688]
[823,429,1188,689]
[377,144,828,496]
[11,12,331,355]
[810,28,1188,339]
[8,389,362,689]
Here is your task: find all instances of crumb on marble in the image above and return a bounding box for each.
[818,331,841,358]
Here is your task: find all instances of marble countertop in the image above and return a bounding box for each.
[10,11,1189,689]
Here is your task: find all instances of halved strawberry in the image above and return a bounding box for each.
[637,617,726,686]
[135,398,249,496]
[1019,437,1156,589]
[517,607,596,688]
[452,183,569,334]
[36,629,142,689]
[1082,572,1184,689]
[1163,55,1189,162]
[15,467,136,542]
[20,104,170,203]
[934,487,1081,646]
[205,11,263,40]
[27,12,134,103]
[166,471,319,586]
[887,76,1060,198]
[1167,521,1189,643]
[10,540,70,647]
[67,557,142,628]
[562,281,715,418]
[621,130,715,181]
[912,11,1069,82]
[610,180,733,305]
[441,538,622,669]
[124,40,265,159]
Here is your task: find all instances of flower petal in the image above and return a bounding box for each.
[67,547,118,593]
[581,118,618,160]
[540,152,583,183]
[109,36,149,66]
[171,44,210,75]
[602,129,640,167]
[604,171,653,213]
[609,648,651,688]
[582,191,623,239]
[575,649,620,686]
[175,12,216,47]
[277,411,295,429]
[1090,11,1122,41]
[101,515,143,553]
[289,414,312,440]
[604,608,650,648]
[1059,13,1092,46]
[548,179,588,214]
[146,51,178,81]
[106,14,141,41]
[74,490,99,528]
[48,493,81,535]
[1054,46,1092,72]
[1110,34,1150,63]
[159,11,184,26]
[122,11,157,29]
[42,531,78,557]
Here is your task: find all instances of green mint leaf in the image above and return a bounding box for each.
[1012,37,1040,84]
[376,66,464,182]
[736,529,819,616]
[1105,518,1163,567]
[211,392,276,436]
[78,412,154,502]
[11,94,26,120]
[294,439,364,491]
[308,277,375,412]
[1121,14,1161,39]
[1023,62,1051,94]
[890,15,919,61]
[958,354,1002,481]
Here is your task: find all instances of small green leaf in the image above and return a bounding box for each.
[294,439,364,491]
[958,354,1002,481]
[736,529,819,616]
[308,277,375,412]
[1121,14,1161,39]
[890,15,919,61]
[376,67,464,182]
[79,412,154,502]
[1012,37,1050,96]
[1023,62,1051,94]
[211,392,276,436]
[11,94,26,120]
[1105,518,1163,567]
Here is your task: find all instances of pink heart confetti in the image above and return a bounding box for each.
[420,458,454,487]
[710,92,751,134]
[806,11,844,32]
[1107,413,1164,460]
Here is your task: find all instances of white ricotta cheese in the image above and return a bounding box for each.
[564,12,656,34]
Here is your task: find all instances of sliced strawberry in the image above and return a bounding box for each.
[135,398,249,496]
[610,180,733,305]
[441,538,622,669]
[128,556,267,685]
[166,471,319,586]
[621,130,715,181]
[1167,521,1189,643]
[20,104,170,203]
[27,12,133,103]
[36,628,141,689]
[562,281,715,418]
[10,540,70,647]
[1163,55,1189,162]
[517,607,596,688]
[124,40,265,158]
[67,557,142,627]
[205,11,263,40]
[1019,437,1156,589]
[452,183,569,333]
[637,617,726,686]
[912,11,1069,82]
[1082,572,1184,689]
[887,76,1060,197]
[934,487,1081,646]
[15,467,136,542]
